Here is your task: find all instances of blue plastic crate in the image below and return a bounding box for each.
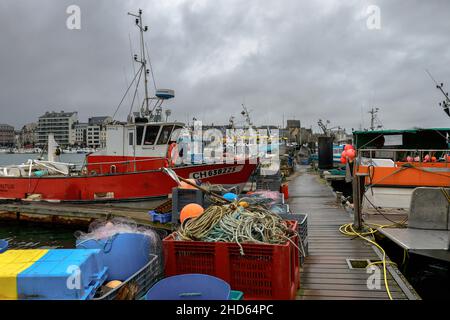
[148,211,172,224]
[76,233,153,282]
[18,249,107,300]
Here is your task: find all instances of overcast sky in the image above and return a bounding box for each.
[0,0,449,132]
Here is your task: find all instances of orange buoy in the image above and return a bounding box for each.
[180,203,204,223]
[238,201,249,208]
[344,144,354,151]
[105,280,122,289]
[345,149,356,159]
[179,179,197,189]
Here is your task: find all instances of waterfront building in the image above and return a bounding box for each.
[74,123,88,147]
[18,123,38,147]
[37,111,78,147]
[0,123,15,147]
[87,116,112,148]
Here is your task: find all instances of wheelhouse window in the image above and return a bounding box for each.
[128,132,134,145]
[143,125,160,145]
[136,125,145,145]
[156,125,174,145]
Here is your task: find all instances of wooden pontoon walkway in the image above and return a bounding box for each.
[289,166,420,300]
[0,199,172,230]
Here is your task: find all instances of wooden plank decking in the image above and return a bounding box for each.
[0,199,172,230]
[289,167,420,300]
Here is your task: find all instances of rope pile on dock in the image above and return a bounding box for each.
[176,203,296,255]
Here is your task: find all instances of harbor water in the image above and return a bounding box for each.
[0,221,79,249]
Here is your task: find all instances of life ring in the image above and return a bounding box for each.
[167,142,178,167]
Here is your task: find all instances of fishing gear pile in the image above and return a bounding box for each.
[176,203,296,255]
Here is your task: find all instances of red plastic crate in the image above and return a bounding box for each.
[163,220,299,300]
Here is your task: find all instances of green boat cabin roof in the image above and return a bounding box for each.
[352,128,450,150]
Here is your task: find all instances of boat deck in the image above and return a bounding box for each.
[363,206,450,262]
[289,166,420,300]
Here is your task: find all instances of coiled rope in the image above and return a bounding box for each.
[176,203,301,256]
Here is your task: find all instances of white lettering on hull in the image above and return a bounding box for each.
[189,165,244,179]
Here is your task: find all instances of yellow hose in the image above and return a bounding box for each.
[339,222,394,300]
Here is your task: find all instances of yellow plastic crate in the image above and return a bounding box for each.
[0,249,48,300]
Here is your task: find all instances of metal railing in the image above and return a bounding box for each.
[358,148,450,165]
[84,156,168,175]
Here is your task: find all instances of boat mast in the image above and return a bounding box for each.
[368,107,382,131]
[128,9,150,117]
[426,70,450,117]
[241,104,253,128]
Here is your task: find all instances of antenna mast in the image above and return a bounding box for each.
[241,104,253,127]
[128,9,150,116]
[426,69,450,118]
[368,107,382,130]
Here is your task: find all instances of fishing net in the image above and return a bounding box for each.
[238,190,284,208]
[74,217,164,264]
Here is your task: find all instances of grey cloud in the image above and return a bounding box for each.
[0,0,449,132]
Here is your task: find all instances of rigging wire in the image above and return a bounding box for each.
[145,41,158,91]
[128,65,145,117]
[112,64,144,119]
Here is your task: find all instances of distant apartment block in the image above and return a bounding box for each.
[37,111,78,147]
[87,116,112,148]
[74,123,88,147]
[0,124,15,147]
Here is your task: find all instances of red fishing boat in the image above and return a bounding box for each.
[0,10,259,203]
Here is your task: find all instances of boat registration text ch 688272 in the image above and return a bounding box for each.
[189,165,244,179]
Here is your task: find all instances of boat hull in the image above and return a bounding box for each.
[357,162,450,187]
[0,162,257,202]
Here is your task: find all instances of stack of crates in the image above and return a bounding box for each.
[163,221,300,300]
[256,178,281,191]
[255,170,282,192]
[0,249,107,300]
[276,213,308,265]
[171,187,204,224]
